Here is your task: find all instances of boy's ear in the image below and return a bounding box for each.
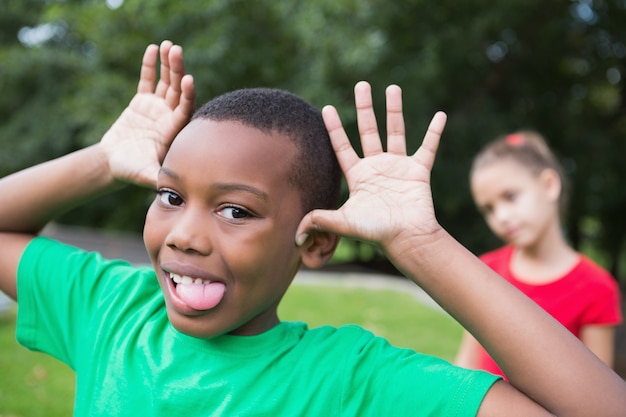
[298,231,340,269]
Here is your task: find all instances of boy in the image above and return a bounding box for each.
[0,41,625,416]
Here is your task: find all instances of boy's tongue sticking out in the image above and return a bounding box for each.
[173,274,226,310]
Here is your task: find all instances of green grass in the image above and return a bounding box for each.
[329,238,381,264]
[0,311,75,417]
[279,283,463,358]
[0,282,462,416]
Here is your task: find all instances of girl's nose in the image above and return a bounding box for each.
[491,204,513,225]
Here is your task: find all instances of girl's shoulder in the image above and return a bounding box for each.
[570,255,619,290]
[479,245,514,268]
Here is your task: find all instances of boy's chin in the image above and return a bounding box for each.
[165,306,281,339]
[165,308,229,339]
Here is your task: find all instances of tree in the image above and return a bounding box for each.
[2,0,625,283]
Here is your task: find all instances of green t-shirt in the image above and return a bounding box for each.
[16,237,499,416]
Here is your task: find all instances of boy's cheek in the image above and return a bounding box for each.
[143,209,164,256]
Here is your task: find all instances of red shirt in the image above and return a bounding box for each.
[476,245,623,377]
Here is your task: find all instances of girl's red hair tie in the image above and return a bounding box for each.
[506,133,525,146]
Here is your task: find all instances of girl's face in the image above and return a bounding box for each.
[470,159,560,249]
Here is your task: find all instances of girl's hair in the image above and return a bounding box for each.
[471,130,570,213]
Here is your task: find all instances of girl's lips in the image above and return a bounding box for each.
[502,226,521,239]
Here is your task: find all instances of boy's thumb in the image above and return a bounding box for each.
[295,209,340,246]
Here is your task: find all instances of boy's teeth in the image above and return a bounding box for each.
[170,272,211,285]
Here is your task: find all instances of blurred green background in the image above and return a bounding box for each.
[2,0,626,282]
[2,1,626,413]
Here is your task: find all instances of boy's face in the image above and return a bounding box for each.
[144,119,307,338]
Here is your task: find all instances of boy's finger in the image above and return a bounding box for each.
[171,74,196,130]
[385,85,406,155]
[412,111,447,172]
[354,81,383,157]
[165,45,185,108]
[137,44,158,94]
[155,40,173,97]
[322,105,360,176]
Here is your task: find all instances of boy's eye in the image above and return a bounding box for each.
[157,190,184,207]
[219,206,251,220]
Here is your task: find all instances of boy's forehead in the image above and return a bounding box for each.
[166,119,298,179]
[175,118,293,149]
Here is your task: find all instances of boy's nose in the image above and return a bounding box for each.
[165,208,213,255]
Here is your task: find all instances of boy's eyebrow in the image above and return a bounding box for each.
[158,167,268,201]
[213,183,268,201]
[159,167,179,180]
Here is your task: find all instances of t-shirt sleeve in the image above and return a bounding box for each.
[339,327,500,417]
[575,258,623,327]
[15,237,142,369]
[580,278,622,327]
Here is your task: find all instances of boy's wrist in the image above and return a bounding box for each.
[86,143,121,190]
[383,224,450,278]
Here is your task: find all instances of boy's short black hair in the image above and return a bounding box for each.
[192,88,342,213]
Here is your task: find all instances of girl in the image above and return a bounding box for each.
[455,131,623,378]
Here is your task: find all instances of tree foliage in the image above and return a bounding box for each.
[2,0,626,281]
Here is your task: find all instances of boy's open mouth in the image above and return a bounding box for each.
[169,272,226,310]
[170,272,214,287]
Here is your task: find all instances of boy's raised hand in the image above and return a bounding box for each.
[0,41,195,300]
[100,40,196,188]
[298,82,626,416]
[297,81,446,250]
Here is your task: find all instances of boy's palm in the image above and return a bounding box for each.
[331,143,439,244]
[298,82,446,248]
[100,41,196,188]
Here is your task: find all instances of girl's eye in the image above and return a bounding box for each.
[503,191,517,202]
[220,206,251,220]
[480,205,493,216]
[157,190,184,207]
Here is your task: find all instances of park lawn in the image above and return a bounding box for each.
[279,282,464,358]
[0,281,462,416]
[0,311,75,417]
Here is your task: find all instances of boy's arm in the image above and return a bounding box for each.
[296,81,626,416]
[0,41,195,300]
